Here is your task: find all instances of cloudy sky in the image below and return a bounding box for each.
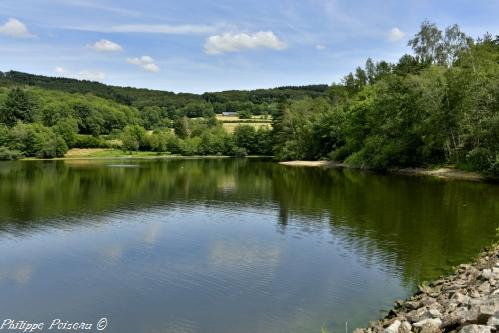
[0,0,497,93]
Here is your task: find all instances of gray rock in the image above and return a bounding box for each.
[486,316,499,329]
[481,269,493,280]
[399,321,412,333]
[429,309,442,319]
[477,304,495,324]
[413,318,442,329]
[459,324,494,333]
[413,318,442,333]
[464,307,480,322]
[407,307,431,323]
[478,282,491,294]
[405,301,421,310]
[452,292,467,304]
[383,320,401,333]
[441,309,466,327]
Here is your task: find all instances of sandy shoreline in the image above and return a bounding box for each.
[279,160,494,182]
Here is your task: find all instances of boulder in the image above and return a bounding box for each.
[459,324,494,333]
[429,309,442,319]
[478,282,491,294]
[399,321,412,333]
[486,316,499,328]
[413,318,442,333]
[383,320,401,333]
[407,307,431,323]
[477,304,496,324]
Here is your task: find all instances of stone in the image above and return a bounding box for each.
[383,320,401,333]
[399,321,412,333]
[429,309,442,319]
[452,292,467,305]
[407,307,431,323]
[406,301,421,310]
[441,309,466,327]
[481,269,493,280]
[486,316,499,329]
[459,324,494,333]
[478,282,491,294]
[464,307,480,323]
[477,304,495,324]
[413,318,442,329]
[421,297,437,306]
[413,318,442,333]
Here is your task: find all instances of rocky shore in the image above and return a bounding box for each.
[354,244,499,333]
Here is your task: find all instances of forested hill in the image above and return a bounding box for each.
[0,21,497,176]
[0,71,328,109]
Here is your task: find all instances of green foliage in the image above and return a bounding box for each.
[5,122,67,158]
[0,88,37,127]
[53,118,78,148]
[0,146,23,160]
[271,24,498,175]
[121,125,148,152]
[237,110,252,119]
[173,117,189,139]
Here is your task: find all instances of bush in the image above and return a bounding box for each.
[0,146,23,160]
[36,134,67,158]
[466,147,492,172]
[179,137,201,156]
[233,147,248,158]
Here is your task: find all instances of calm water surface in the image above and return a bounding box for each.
[0,159,498,333]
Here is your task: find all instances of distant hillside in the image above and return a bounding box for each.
[0,71,329,109]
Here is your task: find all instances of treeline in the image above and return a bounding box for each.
[0,21,498,175]
[0,86,272,159]
[0,71,327,116]
[272,22,499,175]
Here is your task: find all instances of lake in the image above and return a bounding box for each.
[0,158,497,333]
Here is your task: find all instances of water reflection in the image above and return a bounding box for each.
[0,159,497,333]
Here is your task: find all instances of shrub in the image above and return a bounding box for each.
[0,146,23,160]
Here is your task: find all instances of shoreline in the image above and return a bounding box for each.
[279,160,495,182]
[354,243,499,333]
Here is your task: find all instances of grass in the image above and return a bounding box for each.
[64,148,172,158]
[216,115,272,122]
[222,122,272,133]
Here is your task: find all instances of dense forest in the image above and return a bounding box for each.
[272,22,499,174]
[0,21,498,175]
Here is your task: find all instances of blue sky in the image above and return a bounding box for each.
[0,0,497,93]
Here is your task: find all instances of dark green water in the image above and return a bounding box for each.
[0,158,498,333]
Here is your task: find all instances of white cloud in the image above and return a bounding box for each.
[54,67,68,75]
[0,18,35,38]
[110,23,219,35]
[77,70,106,81]
[204,31,287,54]
[316,44,326,50]
[127,56,160,72]
[89,39,123,52]
[64,23,224,35]
[388,27,405,42]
